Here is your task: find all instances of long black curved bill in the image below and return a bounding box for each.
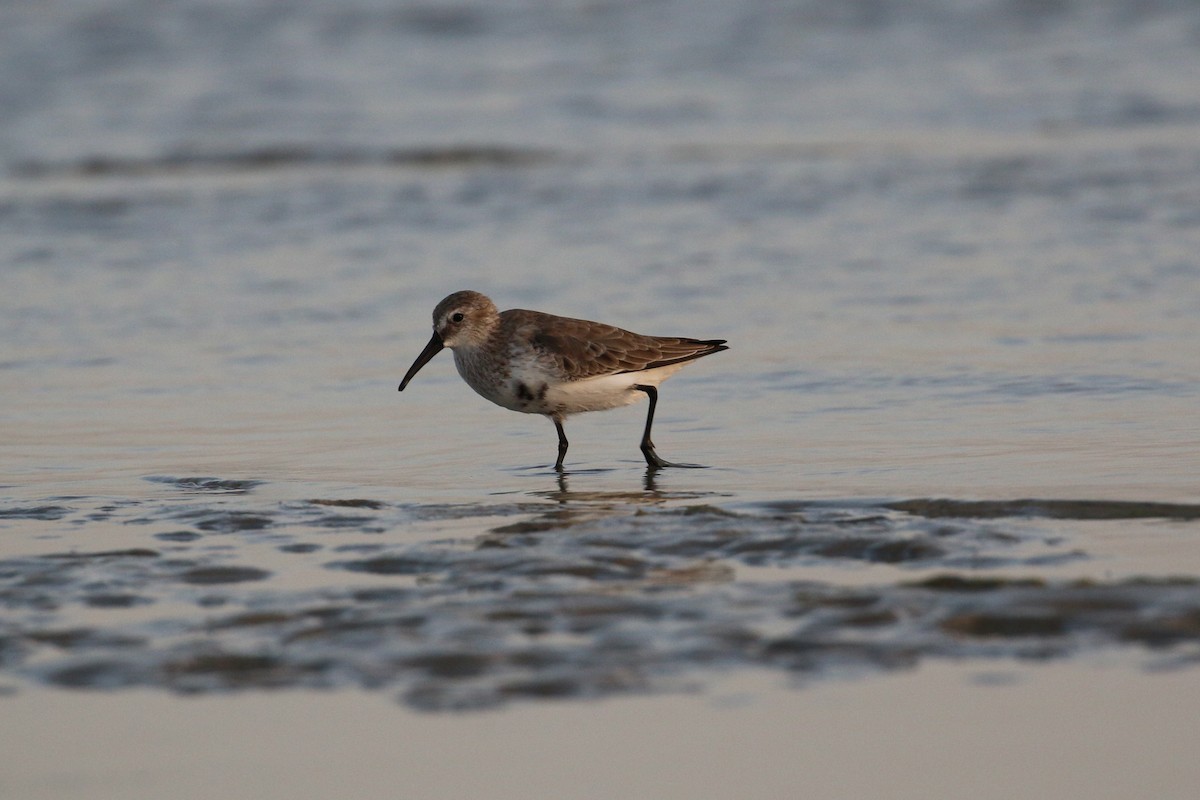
[398,332,445,391]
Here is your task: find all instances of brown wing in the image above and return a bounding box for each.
[500,309,727,381]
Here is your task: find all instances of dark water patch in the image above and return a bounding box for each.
[333,555,445,576]
[0,590,61,612]
[145,476,265,494]
[162,652,333,692]
[809,536,946,563]
[889,498,1200,521]
[521,504,1064,569]
[501,674,581,696]
[308,498,387,509]
[177,566,272,585]
[406,651,492,679]
[84,593,153,609]
[45,548,159,560]
[1121,610,1200,648]
[207,611,302,630]
[0,505,73,520]
[25,628,146,650]
[15,145,557,179]
[927,580,1200,648]
[941,612,1067,638]
[840,608,901,627]
[319,4,492,39]
[665,504,741,518]
[279,543,322,554]
[350,588,413,604]
[0,549,175,611]
[407,502,550,522]
[332,543,386,554]
[387,146,555,169]
[0,634,26,669]
[45,659,150,690]
[911,575,1046,592]
[183,510,275,533]
[1118,576,1200,587]
[310,514,383,530]
[491,518,573,534]
[282,612,428,648]
[154,530,203,542]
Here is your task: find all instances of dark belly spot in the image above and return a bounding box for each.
[537,383,548,401]
[516,382,534,405]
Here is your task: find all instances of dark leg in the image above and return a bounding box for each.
[634,385,687,469]
[552,415,568,471]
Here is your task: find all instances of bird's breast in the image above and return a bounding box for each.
[451,347,551,414]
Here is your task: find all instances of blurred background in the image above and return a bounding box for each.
[4,0,1199,495]
[3,2,1200,798]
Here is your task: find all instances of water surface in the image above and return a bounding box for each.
[3,0,1200,797]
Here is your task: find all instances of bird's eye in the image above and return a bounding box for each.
[450,312,465,323]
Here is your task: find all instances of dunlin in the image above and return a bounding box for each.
[398,291,727,470]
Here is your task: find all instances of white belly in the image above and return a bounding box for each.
[544,372,646,414]
[453,348,686,418]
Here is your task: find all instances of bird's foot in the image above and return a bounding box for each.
[641,442,706,470]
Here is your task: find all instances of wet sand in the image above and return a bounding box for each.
[5,660,1200,800]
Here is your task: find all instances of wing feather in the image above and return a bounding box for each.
[499,309,727,382]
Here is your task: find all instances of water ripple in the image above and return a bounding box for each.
[2,488,1197,709]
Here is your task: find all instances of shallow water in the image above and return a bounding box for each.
[3,0,1200,796]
